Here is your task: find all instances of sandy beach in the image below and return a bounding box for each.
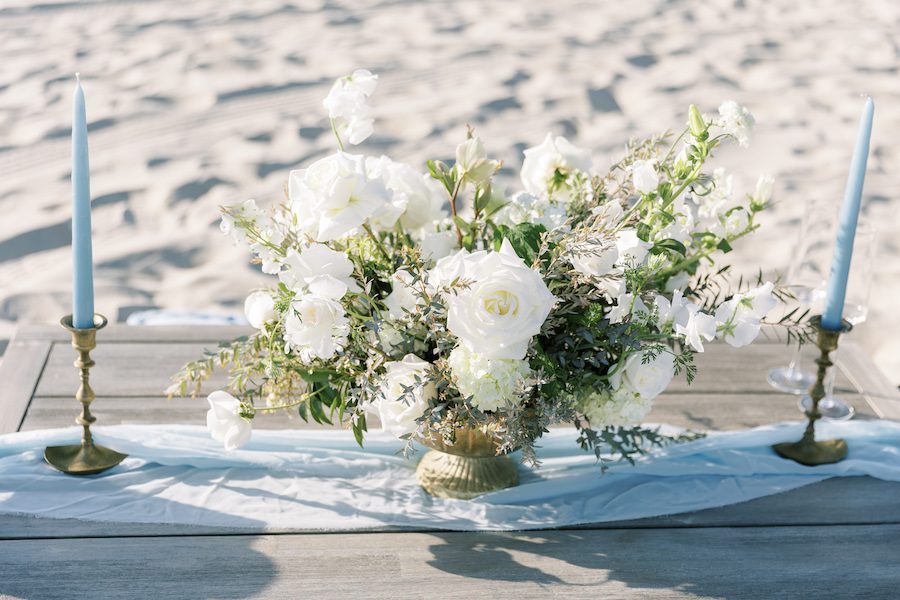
[1,0,898,381]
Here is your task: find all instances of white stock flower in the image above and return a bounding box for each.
[420,229,458,262]
[323,69,378,145]
[569,238,618,278]
[445,240,556,360]
[714,281,777,347]
[580,388,653,428]
[718,100,755,148]
[278,243,359,293]
[631,160,659,195]
[371,354,435,437]
[383,269,420,320]
[284,278,350,362]
[448,345,531,412]
[244,291,275,329]
[206,391,252,450]
[607,292,650,325]
[615,229,653,267]
[520,133,592,201]
[455,137,500,185]
[289,152,392,242]
[611,349,676,401]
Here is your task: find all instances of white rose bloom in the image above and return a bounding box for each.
[569,238,618,278]
[445,240,556,360]
[206,391,252,450]
[289,152,392,242]
[580,388,653,428]
[323,69,378,145]
[611,349,676,401]
[420,229,458,262]
[718,100,755,148]
[244,291,276,329]
[520,133,592,201]
[615,229,653,266]
[371,354,435,437]
[384,269,420,319]
[455,137,500,185]
[448,345,532,412]
[631,159,660,195]
[607,292,649,325]
[278,243,359,293]
[714,281,777,347]
[283,278,350,362]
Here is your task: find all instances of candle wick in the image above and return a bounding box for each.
[75,72,81,84]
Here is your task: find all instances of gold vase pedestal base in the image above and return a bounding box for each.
[772,438,848,467]
[416,450,519,500]
[44,443,128,476]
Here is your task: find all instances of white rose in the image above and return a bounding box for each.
[278,243,359,293]
[289,152,391,241]
[569,239,618,278]
[323,69,378,145]
[383,270,420,319]
[244,291,275,329]
[448,345,532,412]
[521,133,592,201]
[283,278,350,362]
[615,229,653,266]
[445,240,556,359]
[372,354,435,437]
[611,349,676,401]
[420,229,458,262]
[631,159,659,195]
[387,161,447,231]
[718,100,755,148]
[206,391,252,450]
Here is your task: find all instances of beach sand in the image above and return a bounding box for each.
[1,0,898,382]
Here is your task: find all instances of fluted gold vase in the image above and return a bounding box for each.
[416,425,519,499]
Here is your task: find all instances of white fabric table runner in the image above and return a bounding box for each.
[1,421,899,531]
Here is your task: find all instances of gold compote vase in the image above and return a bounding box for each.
[416,423,519,499]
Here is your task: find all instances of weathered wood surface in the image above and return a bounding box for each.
[1,324,899,599]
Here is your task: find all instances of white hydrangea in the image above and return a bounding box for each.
[448,345,532,412]
[718,100,755,148]
[579,388,653,429]
[323,69,378,146]
[496,191,568,231]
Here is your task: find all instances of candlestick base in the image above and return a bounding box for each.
[44,313,128,476]
[772,316,852,467]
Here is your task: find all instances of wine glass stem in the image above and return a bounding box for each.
[786,344,803,378]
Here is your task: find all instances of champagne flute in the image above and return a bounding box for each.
[799,219,876,420]
[767,199,835,393]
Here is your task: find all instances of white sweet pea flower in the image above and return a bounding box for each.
[420,229,458,262]
[611,349,676,402]
[520,133,592,201]
[752,174,775,208]
[607,292,650,325]
[445,240,556,360]
[615,229,653,266]
[448,345,532,412]
[714,281,777,347]
[455,137,500,185]
[665,271,691,293]
[244,291,275,329]
[278,243,359,293]
[676,310,717,352]
[631,159,659,195]
[569,238,618,278]
[323,69,378,145]
[718,100,755,148]
[283,278,350,362]
[289,152,392,242]
[370,354,435,437]
[383,269,420,319]
[206,391,252,450]
[365,156,447,232]
[654,290,691,330]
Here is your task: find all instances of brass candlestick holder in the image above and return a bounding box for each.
[773,315,851,466]
[44,314,128,475]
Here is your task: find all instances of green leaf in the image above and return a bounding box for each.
[453,215,474,235]
[651,238,687,257]
[497,222,546,263]
[717,238,733,253]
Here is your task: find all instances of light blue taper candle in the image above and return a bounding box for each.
[72,74,95,329]
[821,97,875,331]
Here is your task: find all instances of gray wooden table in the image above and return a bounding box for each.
[1,324,899,599]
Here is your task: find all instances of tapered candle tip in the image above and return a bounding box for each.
[75,72,80,83]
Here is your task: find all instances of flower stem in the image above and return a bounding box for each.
[363,223,391,262]
[330,118,345,152]
[448,179,464,245]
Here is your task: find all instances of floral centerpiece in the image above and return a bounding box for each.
[172,70,803,498]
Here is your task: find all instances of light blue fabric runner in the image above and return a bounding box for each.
[0,421,898,531]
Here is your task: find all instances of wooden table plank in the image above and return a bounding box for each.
[0,524,897,599]
[0,337,51,434]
